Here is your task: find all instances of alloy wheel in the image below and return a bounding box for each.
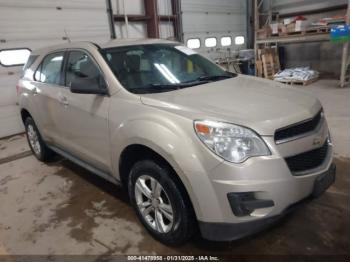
[27,124,41,156]
[134,175,174,233]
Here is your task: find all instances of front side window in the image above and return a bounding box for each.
[65,51,105,90]
[35,52,64,85]
[102,44,234,94]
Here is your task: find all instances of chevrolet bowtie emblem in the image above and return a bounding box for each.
[313,137,322,146]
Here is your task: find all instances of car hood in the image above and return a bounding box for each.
[140,75,322,135]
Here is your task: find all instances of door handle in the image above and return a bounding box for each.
[58,95,69,106]
[32,87,38,95]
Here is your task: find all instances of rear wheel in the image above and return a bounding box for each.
[25,117,54,162]
[128,160,195,245]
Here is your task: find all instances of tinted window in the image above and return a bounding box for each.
[35,52,64,85]
[65,51,104,89]
[102,44,232,93]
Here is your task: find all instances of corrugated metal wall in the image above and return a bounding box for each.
[0,0,110,138]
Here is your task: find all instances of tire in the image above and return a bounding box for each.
[24,117,55,162]
[128,160,195,245]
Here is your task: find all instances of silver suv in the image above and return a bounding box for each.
[18,39,335,245]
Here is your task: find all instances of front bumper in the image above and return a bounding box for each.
[199,163,336,241]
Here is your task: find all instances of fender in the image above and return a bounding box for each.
[109,111,224,221]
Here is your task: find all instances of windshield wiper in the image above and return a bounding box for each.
[128,75,235,94]
[182,74,235,85]
[128,84,183,94]
[197,74,234,81]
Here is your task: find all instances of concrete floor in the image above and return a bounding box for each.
[0,80,349,256]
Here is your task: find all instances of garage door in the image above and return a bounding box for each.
[181,0,247,59]
[0,0,110,138]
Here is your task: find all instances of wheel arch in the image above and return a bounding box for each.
[20,108,32,124]
[118,143,199,220]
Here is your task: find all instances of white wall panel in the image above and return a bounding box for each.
[115,22,147,38]
[113,0,145,15]
[181,0,247,59]
[159,22,175,39]
[0,0,110,138]
[158,0,173,15]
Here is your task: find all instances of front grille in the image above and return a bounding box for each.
[275,111,323,142]
[285,142,329,174]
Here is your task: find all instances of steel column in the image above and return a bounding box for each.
[105,0,116,39]
[340,0,350,88]
[144,0,159,38]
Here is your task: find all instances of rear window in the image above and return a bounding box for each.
[0,48,31,67]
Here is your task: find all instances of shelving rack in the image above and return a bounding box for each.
[254,0,349,87]
[340,0,350,88]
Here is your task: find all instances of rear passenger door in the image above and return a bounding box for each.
[58,50,110,172]
[32,51,66,145]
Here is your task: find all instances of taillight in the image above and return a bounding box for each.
[16,84,20,96]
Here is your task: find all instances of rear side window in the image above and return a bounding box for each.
[34,52,64,85]
[65,50,105,88]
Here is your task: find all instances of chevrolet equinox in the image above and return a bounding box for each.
[18,39,336,245]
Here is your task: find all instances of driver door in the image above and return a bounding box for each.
[58,50,111,172]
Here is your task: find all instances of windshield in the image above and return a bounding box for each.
[101,44,235,94]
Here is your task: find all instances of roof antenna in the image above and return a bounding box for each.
[63,29,71,43]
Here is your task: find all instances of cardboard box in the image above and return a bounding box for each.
[284,18,294,25]
[279,24,287,34]
[295,20,310,32]
[257,26,272,39]
[286,23,296,33]
[270,23,279,35]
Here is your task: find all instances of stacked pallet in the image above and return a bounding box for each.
[255,48,280,80]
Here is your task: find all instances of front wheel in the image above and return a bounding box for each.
[128,160,195,245]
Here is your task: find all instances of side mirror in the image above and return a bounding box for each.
[70,77,108,95]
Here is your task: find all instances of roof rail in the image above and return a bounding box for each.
[89,42,102,50]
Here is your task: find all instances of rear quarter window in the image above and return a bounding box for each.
[23,54,39,71]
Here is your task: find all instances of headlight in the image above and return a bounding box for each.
[194,120,270,163]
